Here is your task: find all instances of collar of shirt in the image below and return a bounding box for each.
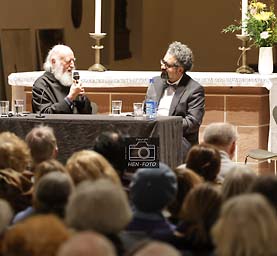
[164,74,183,90]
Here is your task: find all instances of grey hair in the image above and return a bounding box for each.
[66,179,132,234]
[25,125,57,164]
[166,41,193,71]
[43,44,73,72]
[203,122,237,147]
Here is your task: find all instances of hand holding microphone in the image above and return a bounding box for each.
[68,71,84,101]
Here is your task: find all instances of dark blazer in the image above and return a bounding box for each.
[146,74,205,158]
[32,72,92,114]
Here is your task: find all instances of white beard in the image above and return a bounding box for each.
[52,62,73,87]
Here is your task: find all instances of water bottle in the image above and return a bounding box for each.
[145,78,157,119]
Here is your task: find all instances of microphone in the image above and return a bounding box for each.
[73,71,82,101]
[35,85,48,118]
[73,71,80,82]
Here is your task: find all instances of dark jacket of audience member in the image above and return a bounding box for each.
[12,172,73,224]
[126,163,177,245]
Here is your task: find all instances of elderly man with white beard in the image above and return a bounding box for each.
[32,44,92,114]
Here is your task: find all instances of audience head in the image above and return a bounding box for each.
[33,172,74,218]
[33,159,67,183]
[180,183,222,247]
[186,143,221,182]
[221,165,257,201]
[212,194,277,256]
[25,125,57,165]
[0,132,31,172]
[132,241,181,256]
[43,44,75,87]
[94,131,126,176]
[130,162,177,213]
[0,199,13,234]
[249,174,277,211]
[57,231,116,256]
[66,179,132,234]
[3,214,71,256]
[66,150,121,186]
[168,166,203,219]
[203,122,237,159]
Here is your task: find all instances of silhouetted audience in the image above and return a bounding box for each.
[0,199,13,256]
[0,132,33,213]
[168,166,203,224]
[186,143,221,187]
[94,131,127,178]
[66,179,132,255]
[3,215,71,256]
[25,125,58,171]
[57,231,116,256]
[66,150,121,186]
[132,241,181,256]
[203,122,238,182]
[212,194,277,256]
[13,161,70,224]
[125,163,177,246]
[249,174,277,212]
[172,183,222,255]
[221,165,257,202]
[33,159,67,183]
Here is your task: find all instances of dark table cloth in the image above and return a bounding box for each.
[0,114,183,169]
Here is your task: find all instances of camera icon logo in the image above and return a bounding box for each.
[129,141,156,161]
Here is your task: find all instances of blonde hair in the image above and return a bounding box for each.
[212,194,277,256]
[0,132,31,172]
[221,166,257,201]
[66,150,121,185]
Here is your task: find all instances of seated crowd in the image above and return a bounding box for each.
[0,122,277,256]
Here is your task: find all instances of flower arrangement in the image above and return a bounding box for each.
[223,0,277,47]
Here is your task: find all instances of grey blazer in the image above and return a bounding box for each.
[146,73,205,159]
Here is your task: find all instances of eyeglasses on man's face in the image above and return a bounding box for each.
[62,57,76,65]
[160,59,179,69]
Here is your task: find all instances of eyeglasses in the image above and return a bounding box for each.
[62,57,76,65]
[160,59,179,69]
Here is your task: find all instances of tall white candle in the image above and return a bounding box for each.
[95,0,101,34]
[241,0,248,35]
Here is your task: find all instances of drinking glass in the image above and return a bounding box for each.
[14,99,24,116]
[0,101,9,116]
[133,102,143,117]
[111,100,122,115]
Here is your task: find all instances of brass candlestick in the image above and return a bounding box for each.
[88,33,107,72]
[236,34,254,74]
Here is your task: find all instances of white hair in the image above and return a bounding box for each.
[43,44,73,72]
[43,45,74,86]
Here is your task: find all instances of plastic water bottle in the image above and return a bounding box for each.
[146,78,157,119]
